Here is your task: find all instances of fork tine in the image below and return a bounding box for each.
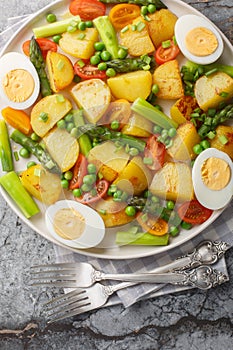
[31,281,79,288]
[47,296,90,316]
[44,289,80,306]
[31,269,77,276]
[47,303,93,324]
[46,289,87,312]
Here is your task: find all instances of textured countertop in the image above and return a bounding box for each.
[0,0,233,349]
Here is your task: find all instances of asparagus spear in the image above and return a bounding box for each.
[105,55,155,73]
[10,130,61,174]
[29,36,52,97]
[0,171,40,218]
[99,0,167,9]
[0,120,14,172]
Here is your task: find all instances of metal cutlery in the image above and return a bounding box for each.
[31,240,230,288]
[45,265,228,323]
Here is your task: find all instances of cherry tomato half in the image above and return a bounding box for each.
[69,154,88,190]
[137,212,168,236]
[75,179,109,204]
[109,4,141,30]
[177,200,213,225]
[144,135,166,171]
[74,60,107,80]
[154,40,180,65]
[22,38,57,60]
[69,0,106,20]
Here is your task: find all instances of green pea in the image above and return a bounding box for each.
[94,41,105,51]
[113,190,122,199]
[118,47,128,59]
[200,139,210,149]
[83,174,96,185]
[31,132,40,141]
[193,143,203,155]
[125,206,136,217]
[61,179,69,189]
[90,55,101,65]
[64,171,73,181]
[98,62,107,71]
[87,163,97,174]
[129,147,139,156]
[27,161,37,169]
[46,13,57,23]
[64,113,73,122]
[78,21,86,31]
[70,127,79,138]
[85,20,93,28]
[169,226,179,237]
[53,35,61,43]
[57,119,66,129]
[168,128,177,138]
[166,200,175,210]
[81,183,92,192]
[153,125,162,134]
[111,120,120,130]
[152,84,159,95]
[101,50,112,61]
[66,122,75,132]
[106,68,116,77]
[19,148,30,158]
[151,195,159,203]
[73,188,82,197]
[147,4,157,13]
[141,5,148,15]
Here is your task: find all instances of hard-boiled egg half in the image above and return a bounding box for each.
[0,52,40,109]
[175,14,224,64]
[45,200,105,249]
[192,148,233,210]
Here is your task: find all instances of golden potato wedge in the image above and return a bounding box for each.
[120,17,155,56]
[148,9,178,48]
[43,127,79,172]
[46,51,74,93]
[153,60,184,100]
[167,122,201,161]
[121,112,153,137]
[113,156,152,196]
[149,162,194,202]
[59,28,99,59]
[194,72,233,111]
[210,125,233,159]
[107,70,152,102]
[20,164,62,205]
[94,198,135,227]
[170,96,199,125]
[71,79,111,123]
[31,94,72,137]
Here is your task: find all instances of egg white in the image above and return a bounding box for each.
[0,52,40,109]
[45,200,105,249]
[192,148,233,210]
[175,14,224,64]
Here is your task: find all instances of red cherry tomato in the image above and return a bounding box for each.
[74,60,107,80]
[137,213,168,236]
[22,38,57,60]
[154,40,180,65]
[76,179,109,204]
[144,135,166,171]
[178,200,213,225]
[69,154,88,190]
[69,0,106,20]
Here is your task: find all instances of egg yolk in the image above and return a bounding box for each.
[185,27,218,57]
[53,208,86,240]
[201,157,231,190]
[3,69,35,103]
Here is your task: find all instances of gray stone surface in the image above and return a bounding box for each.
[0,0,233,349]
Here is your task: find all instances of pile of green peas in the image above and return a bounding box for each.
[153,124,177,148]
[193,139,210,155]
[140,3,157,20]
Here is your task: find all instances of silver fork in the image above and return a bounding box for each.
[31,240,230,288]
[45,265,228,323]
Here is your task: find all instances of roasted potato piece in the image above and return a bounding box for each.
[121,112,153,137]
[20,164,62,205]
[170,96,199,125]
[71,79,111,123]
[43,127,79,172]
[149,162,194,202]
[120,17,155,56]
[31,94,72,137]
[107,70,152,102]
[46,51,74,92]
[59,28,99,59]
[94,198,135,227]
[167,122,201,161]
[153,60,184,100]
[148,9,178,48]
[210,125,233,159]
[194,72,233,111]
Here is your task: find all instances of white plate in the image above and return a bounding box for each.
[0,0,232,259]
